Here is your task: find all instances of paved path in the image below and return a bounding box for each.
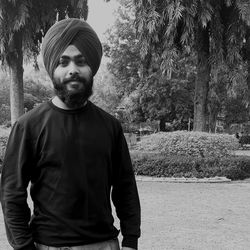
[136,180,250,250]
[1,180,250,250]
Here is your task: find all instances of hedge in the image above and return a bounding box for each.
[130,150,250,180]
[239,135,250,146]
[134,131,239,158]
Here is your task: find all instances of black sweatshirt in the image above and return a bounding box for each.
[1,100,141,250]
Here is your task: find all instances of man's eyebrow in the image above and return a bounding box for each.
[60,54,85,60]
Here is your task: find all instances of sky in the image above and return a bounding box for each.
[87,0,120,42]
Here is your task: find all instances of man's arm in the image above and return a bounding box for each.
[112,125,141,250]
[0,122,36,250]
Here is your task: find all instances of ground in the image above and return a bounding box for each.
[1,179,250,250]
[136,180,250,250]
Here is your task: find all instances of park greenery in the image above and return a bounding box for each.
[134,131,239,158]
[130,131,250,180]
[0,0,88,125]
[133,0,250,131]
[131,150,250,180]
[1,1,250,179]
[103,0,250,133]
[0,0,250,131]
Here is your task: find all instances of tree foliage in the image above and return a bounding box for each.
[133,0,250,69]
[125,53,196,130]
[104,0,196,130]
[0,67,53,125]
[0,0,88,124]
[91,63,120,115]
[104,0,141,97]
[0,0,88,66]
[133,0,250,131]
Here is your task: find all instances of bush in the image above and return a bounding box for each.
[0,104,10,125]
[0,126,10,171]
[131,150,250,180]
[134,131,239,158]
[239,135,250,145]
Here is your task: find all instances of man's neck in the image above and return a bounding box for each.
[52,96,87,110]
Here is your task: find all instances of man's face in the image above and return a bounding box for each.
[53,44,93,108]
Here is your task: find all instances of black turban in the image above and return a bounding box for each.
[42,18,103,78]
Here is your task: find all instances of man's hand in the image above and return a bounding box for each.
[121,247,136,250]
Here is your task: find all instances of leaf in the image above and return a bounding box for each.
[13,2,30,31]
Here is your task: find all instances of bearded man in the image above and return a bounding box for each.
[1,19,141,250]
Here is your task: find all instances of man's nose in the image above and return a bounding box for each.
[68,62,79,76]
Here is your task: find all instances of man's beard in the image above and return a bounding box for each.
[53,76,93,109]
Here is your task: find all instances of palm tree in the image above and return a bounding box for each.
[0,0,88,125]
[133,0,250,131]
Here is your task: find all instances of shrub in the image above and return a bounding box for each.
[130,150,250,180]
[0,104,10,125]
[0,126,10,171]
[221,156,250,180]
[239,135,250,145]
[134,131,239,158]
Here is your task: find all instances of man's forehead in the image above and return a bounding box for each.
[61,44,83,57]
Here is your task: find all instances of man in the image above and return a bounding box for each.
[1,18,141,250]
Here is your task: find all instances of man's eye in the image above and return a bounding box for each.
[76,58,87,65]
[59,60,68,66]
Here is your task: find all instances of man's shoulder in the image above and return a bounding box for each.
[89,102,123,133]
[90,102,120,124]
[16,101,51,127]
[91,103,121,130]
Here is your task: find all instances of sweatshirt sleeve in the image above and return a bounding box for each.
[111,125,141,250]
[0,122,36,250]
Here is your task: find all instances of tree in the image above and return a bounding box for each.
[91,63,120,115]
[225,97,249,127]
[126,53,195,130]
[208,60,249,131]
[0,0,88,125]
[104,0,141,98]
[0,66,54,125]
[105,0,196,130]
[133,0,250,131]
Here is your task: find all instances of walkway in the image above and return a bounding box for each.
[135,180,250,250]
[0,180,250,250]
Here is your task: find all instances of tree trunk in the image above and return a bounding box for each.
[193,25,210,131]
[8,31,24,125]
[246,28,250,107]
[159,118,166,131]
[208,108,217,133]
[246,56,250,108]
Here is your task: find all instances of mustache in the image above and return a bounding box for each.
[62,75,87,85]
